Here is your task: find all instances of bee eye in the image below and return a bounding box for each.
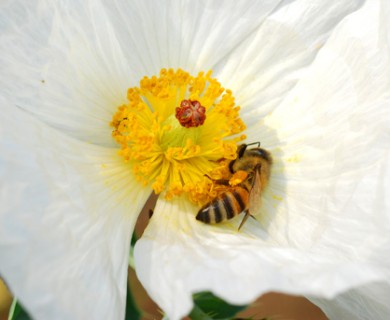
[228,159,235,173]
[256,149,265,157]
[253,148,270,160]
[237,144,247,158]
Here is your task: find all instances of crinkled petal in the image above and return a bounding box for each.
[244,0,390,252]
[0,0,134,146]
[0,0,281,146]
[134,1,390,319]
[216,0,364,124]
[102,0,283,74]
[134,193,386,320]
[309,282,390,320]
[0,103,150,319]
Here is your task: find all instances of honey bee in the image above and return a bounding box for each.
[196,142,272,230]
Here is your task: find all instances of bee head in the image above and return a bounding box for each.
[237,142,261,158]
[229,143,272,173]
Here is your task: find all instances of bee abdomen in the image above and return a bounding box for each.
[196,187,249,224]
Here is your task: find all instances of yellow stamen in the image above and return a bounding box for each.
[111,68,246,205]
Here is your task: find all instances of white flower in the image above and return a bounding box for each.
[1,0,389,320]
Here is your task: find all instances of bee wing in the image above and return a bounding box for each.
[248,165,263,213]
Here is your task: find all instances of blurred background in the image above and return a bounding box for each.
[0,279,12,320]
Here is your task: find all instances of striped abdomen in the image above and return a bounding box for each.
[196,187,249,224]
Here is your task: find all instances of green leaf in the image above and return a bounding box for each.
[8,299,32,320]
[188,291,247,320]
[129,233,138,269]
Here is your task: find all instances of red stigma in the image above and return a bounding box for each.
[175,100,206,128]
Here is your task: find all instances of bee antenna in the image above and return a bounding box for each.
[246,141,261,148]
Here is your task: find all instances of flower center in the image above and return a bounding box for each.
[175,99,206,128]
[110,69,246,205]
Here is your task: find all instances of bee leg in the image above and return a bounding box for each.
[204,174,230,186]
[238,211,257,231]
[238,211,250,231]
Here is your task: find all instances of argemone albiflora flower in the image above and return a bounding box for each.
[1,0,390,319]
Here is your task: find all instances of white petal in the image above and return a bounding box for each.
[103,0,283,74]
[0,1,135,146]
[217,0,364,124]
[0,103,150,319]
[246,0,390,247]
[0,0,282,147]
[309,282,390,320]
[267,0,390,316]
[134,1,390,319]
[134,192,387,320]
